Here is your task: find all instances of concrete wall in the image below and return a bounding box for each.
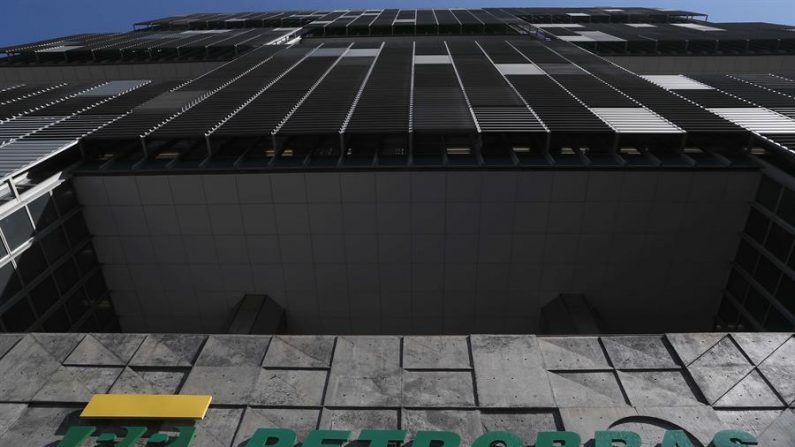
[0,332,791,446]
[73,170,759,334]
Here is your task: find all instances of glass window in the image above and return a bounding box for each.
[765,222,794,262]
[65,289,92,322]
[78,313,99,332]
[754,256,782,294]
[41,228,70,264]
[1,297,35,331]
[717,297,739,326]
[30,276,59,315]
[52,185,77,216]
[85,273,108,302]
[27,194,58,230]
[756,176,781,211]
[42,305,71,332]
[776,275,795,316]
[15,243,48,284]
[777,188,795,227]
[735,240,759,273]
[75,245,99,275]
[744,208,769,243]
[94,299,116,329]
[726,270,749,300]
[0,209,33,250]
[0,263,21,306]
[64,213,89,246]
[764,307,794,331]
[743,288,770,323]
[53,259,79,295]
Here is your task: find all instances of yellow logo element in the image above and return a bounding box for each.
[80,394,212,420]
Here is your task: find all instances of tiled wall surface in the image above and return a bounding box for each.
[74,170,758,334]
[0,332,791,445]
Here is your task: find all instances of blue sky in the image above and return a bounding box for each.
[1,0,794,48]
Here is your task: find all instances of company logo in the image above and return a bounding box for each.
[58,395,760,447]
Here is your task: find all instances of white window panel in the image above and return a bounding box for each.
[559,36,595,42]
[495,64,545,75]
[577,31,626,42]
[589,108,684,134]
[414,55,452,64]
[707,108,795,134]
[642,75,714,90]
[345,49,380,57]
[567,12,590,16]
[673,23,725,32]
[626,23,656,28]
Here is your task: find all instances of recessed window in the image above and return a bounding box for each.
[717,298,739,326]
[2,297,35,331]
[28,194,58,229]
[74,245,99,275]
[754,256,782,294]
[16,244,48,284]
[42,306,72,332]
[765,223,794,262]
[726,270,749,300]
[0,209,33,250]
[776,275,795,316]
[41,228,70,264]
[52,185,77,215]
[85,272,108,302]
[778,188,795,228]
[744,208,769,243]
[743,288,770,323]
[756,176,781,211]
[53,259,80,295]
[64,213,89,245]
[0,263,21,306]
[30,276,59,315]
[66,289,92,322]
[764,307,794,331]
[735,240,759,273]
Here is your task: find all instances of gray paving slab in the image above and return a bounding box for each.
[192,407,244,447]
[0,334,22,361]
[90,333,146,363]
[730,333,791,365]
[262,335,335,368]
[402,410,483,446]
[31,333,85,362]
[232,408,319,446]
[549,371,627,407]
[601,335,678,369]
[194,335,270,367]
[666,333,726,365]
[758,337,795,404]
[618,370,704,406]
[32,366,122,402]
[690,336,750,367]
[253,369,328,406]
[470,335,554,407]
[0,406,81,446]
[403,336,471,369]
[130,334,206,367]
[688,365,754,404]
[109,367,186,394]
[480,411,558,445]
[757,409,795,446]
[538,336,610,370]
[714,370,785,408]
[326,336,401,407]
[558,407,638,442]
[402,371,475,407]
[0,403,26,439]
[0,336,62,401]
[636,406,724,446]
[180,366,260,405]
[715,409,785,437]
[319,409,399,435]
[63,334,128,366]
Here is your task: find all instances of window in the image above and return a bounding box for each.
[754,256,782,294]
[765,222,794,262]
[717,297,739,326]
[0,263,21,305]
[744,208,769,243]
[756,176,781,211]
[84,273,108,302]
[52,185,77,216]
[41,228,70,264]
[764,307,794,331]
[0,209,33,250]
[74,245,99,275]
[743,288,770,323]
[30,276,59,315]
[64,213,89,245]
[726,270,749,300]
[42,306,71,332]
[776,188,795,227]
[65,289,92,322]
[16,244,48,284]
[53,259,79,295]
[27,194,58,229]
[735,240,759,273]
[776,275,795,316]
[1,297,35,331]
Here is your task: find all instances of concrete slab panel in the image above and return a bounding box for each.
[32,366,122,402]
[403,410,483,446]
[715,409,785,437]
[31,333,85,363]
[253,369,327,406]
[64,334,129,366]
[757,409,795,446]
[480,411,558,445]
[637,406,724,446]
[319,409,399,436]
[691,336,750,367]
[618,370,704,406]
[0,335,22,361]
[262,335,335,368]
[180,366,260,405]
[326,336,401,406]
[403,336,471,369]
[471,335,554,407]
[194,335,270,367]
[730,333,791,365]
[666,333,726,365]
[0,336,62,401]
[714,370,785,408]
[233,408,319,446]
[192,407,243,447]
[602,335,678,369]
[688,365,753,404]
[539,336,610,370]
[549,371,628,407]
[0,403,26,439]
[758,337,795,404]
[558,407,638,441]
[109,367,186,394]
[0,406,81,446]
[130,334,206,367]
[402,371,475,407]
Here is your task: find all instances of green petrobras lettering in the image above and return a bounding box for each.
[57,426,194,447]
[595,431,641,447]
[303,430,351,447]
[413,430,461,447]
[245,428,298,447]
[358,429,407,447]
[661,430,694,447]
[536,431,581,447]
[711,430,758,447]
[472,431,523,447]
